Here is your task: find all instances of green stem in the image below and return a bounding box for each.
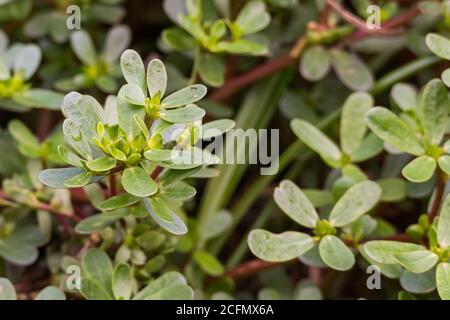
[189,44,201,85]
[370,56,440,95]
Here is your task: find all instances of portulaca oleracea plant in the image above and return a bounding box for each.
[1,0,450,302]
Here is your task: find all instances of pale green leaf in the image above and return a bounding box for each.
[438,155,450,175]
[248,229,314,262]
[193,250,225,276]
[329,181,381,227]
[418,79,449,145]
[291,119,342,167]
[402,155,436,182]
[366,107,425,156]
[273,180,319,228]
[330,49,373,91]
[437,193,450,248]
[391,83,417,111]
[34,286,65,300]
[160,104,205,123]
[300,45,330,81]
[70,30,97,66]
[235,0,270,35]
[363,240,425,264]
[112,263,132,300]
[120,49,146,93]
[161,85,207,109]
[436,262,450,300]
[86,157,117,172]
[340,92,374,155]
[394,250,439,273]
[14,44,41,80]
[99,193,141,211]
[0,278,16,300]
[122,167,158,197]
[426,33,450,60]
[81,248,113,298]
[147,59,167,98]
[319,235,355,271]
[75,209,128,234]
[143,198,187,235]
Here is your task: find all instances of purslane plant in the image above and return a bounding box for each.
[248,180,382,271]
[363,193,450,300]
[162,0,270,86]
[0,40,63,111]
[55,25,131,93]
[39,52,234,235]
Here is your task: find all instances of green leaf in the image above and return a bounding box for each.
[148,196,173,223]
[340,92,373,155]
[161,85,207,109]
[62,92,104,144]
[366,107,425,156]
[112,263,132,300]
[201,119,235,140]
[318,235,355,271]
[102,25,131,63]
[418,79,449,145]
[378,178,406,202]
[86,157,117,172]
[402,155,436,183]
[64,171,93,188]
[162,27,195,51]
[122,167,158,197]
[120,49,146,93]
[13,89,63,110]
[329,181,381,227]
[199,210,232,241]
[274,180,319,228]
[117,85,146,139]
[0,58,10,80]
[234,0,270,35]
[441,68,450,87]
[248,229,314,262]
[70,30,97,66]
[75,209,128,234]
[99,193,141,211]
[426,33,450,60]
[8,119,40,151]
[80,277,113,300]
[147,59,167,98]
[39,167,102,189]
[34,286,65,300]
[81,248,114,299]
[62,119,92,159]
[394,250,439,273]
[330,49,373,91]
[436,263,450,300]
[160,104,206,123]
[300,45,330,81]
[400,268,436,294]
[133,272,193,300]
[14,44,41,80]
[121,83,146,106]
[391,83,417,111]
[291,119,342,167]
[198,52,225,87]
[0,278,16,300]
[160,181,197,201]
[363,240,425,264]
[438,155,450,175]
[437,193,450,248]
[193,250,225,276]
[144,149,175,162]
[143,198,187,235]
